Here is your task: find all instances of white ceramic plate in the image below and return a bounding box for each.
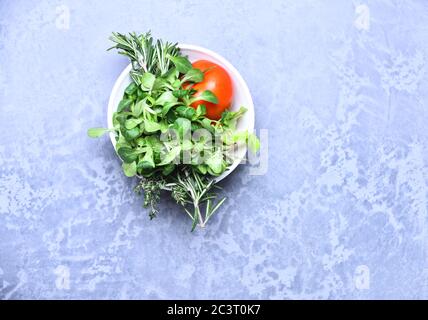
[107,44,255,182]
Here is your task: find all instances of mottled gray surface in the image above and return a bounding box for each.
[1,0,428,299]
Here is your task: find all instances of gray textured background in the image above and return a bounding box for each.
[1,0,428,299]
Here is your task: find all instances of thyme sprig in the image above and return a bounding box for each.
[135,167,226,231]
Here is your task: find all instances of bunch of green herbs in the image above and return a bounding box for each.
[88,32,259,230]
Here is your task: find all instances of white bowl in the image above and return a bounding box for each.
[107,44,255,182]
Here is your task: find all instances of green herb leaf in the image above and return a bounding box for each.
[125,82,138,95]
[248,133,260,153]
[168,55,192,74]
[191,90,218,104]
[87,127,111,138]
[155,91,177,106]
[176,106,196,120]
[161,101,180,116]
[144,119,161,132]
[122,126,140,141]
[131,99,145,117]
[117,98,133,112]
[140,72,156,91]
[220,106,247,128]
[205,151,224,175]
[172,89,191,99]
[117,147,139,163]
[122,161,137,177]
[142,146,155,168]
[182,68,204,83]
[195,104,206,118]
[125,118,143,130]
[158,146,181,165]
[173,117,191,137]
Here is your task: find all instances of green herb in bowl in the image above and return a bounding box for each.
[88,32,259,231]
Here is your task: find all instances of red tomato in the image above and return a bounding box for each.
[189,60,233,120]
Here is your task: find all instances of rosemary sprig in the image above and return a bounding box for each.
[108,32,179,75]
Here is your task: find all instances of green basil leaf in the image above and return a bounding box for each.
[168,55,192,74]
[117,98,132,112]
[117,147,138,163]
[122,161,137,177]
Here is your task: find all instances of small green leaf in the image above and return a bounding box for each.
[131,99,145,117]
[113,112,127,126]
[142,146,155,168]
[176,106,196,120]
[158,146,181,166]
[191,90,218,104]
[172,89,191,99]
[206,151,224,175]
[153,77,168,91]
[196,164,207,175]
[220,106,247,128]
[87,127,111,138]
[200,118,214,133]
[173,117,191,137]
[125,82,138,95]
[117,98,132,112]
[155,91,177,106]
[168,55,192,74]
[196,104,206,118]
[125,118,143,130]
[248,133,260,153]
[172,79,182,89]
[140,72,156,91]
[122,126,140,141]
[164,67,179,83]
[182,68,204,83]
[122,161,137,177]
[144,119,161,133]
[117,147,138,163]
[162,101,180,116]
